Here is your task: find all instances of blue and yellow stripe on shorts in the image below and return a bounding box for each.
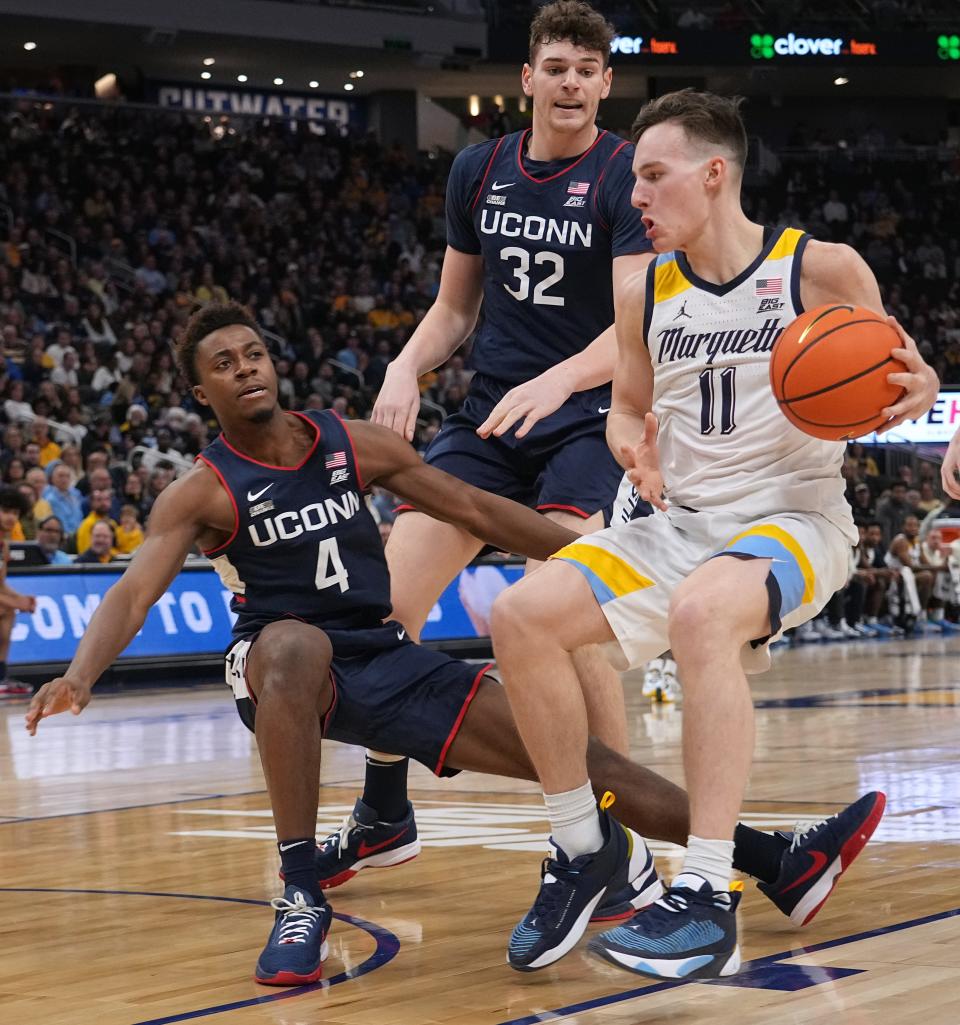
[550,542,654,605]
[717,524,815,620]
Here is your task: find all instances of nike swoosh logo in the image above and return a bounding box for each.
[780,849,828,893]
[491,181,515,190]
[357,827,408,859]
[397,628,406,641]
[279,840,309,853]
[247,484,273,502]
[598,406,611,414]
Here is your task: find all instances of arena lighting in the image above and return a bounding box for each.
[202,57,215,66]
[23,41,37,51]
[468,93,480,116]
[201,71,212,80]
[309,80,319,88]
[237,74,248,82]
[349,70,364,79]
[344,82,355,91]
[273,77,284,85]
[94,72,119,99]
[494,94,504,110]
[834,75,849,84]
[518,95,527,113]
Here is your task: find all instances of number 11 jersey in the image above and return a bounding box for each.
[446,128,651,386]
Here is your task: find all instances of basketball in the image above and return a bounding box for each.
[769,304,907,441]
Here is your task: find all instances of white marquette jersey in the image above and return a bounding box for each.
[645,225,857,542]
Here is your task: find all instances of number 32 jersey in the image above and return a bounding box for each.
[446,128,650,386]
[198,410,392,638]
[646,225,856,541]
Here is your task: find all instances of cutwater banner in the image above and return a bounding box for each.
[152,82,366,130]
[8,561,521,665]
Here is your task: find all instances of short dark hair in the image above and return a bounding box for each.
[529,0,616,67]
[176,301,261,388]
[631,88,748,169]
[866,520,882,530]
[0,484,29,516]
[38,515,64,534]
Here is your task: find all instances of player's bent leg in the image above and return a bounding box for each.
[668,555,771,843]
[246,621,335,839]
[592,557,771,982]
[244,621,335,986]
[327,512,484,886]
[491,558,617,795]
[533,509,630,757]
[385,511,485,639]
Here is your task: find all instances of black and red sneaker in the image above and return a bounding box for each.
[310,798,420,890]
[758,790,886,926]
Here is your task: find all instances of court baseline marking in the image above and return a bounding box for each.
[0,886,400,1025]
[494,905,960,1024]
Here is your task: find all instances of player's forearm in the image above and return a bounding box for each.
[449,489,579,562]
[550,323,618,393]
[0,591,23,610]
[606,411,648,469]
[392,300,478,376]
[63,584,153,688]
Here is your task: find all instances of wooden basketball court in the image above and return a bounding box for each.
[4,635,960,1025]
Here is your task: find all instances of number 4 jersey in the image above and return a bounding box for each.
[198,409,392,637]
[446,128,651,386]
[646,225,856,541]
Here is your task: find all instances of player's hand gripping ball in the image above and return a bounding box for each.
[769,304,907,441]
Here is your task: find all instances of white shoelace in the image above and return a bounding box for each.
[269,892,323,944]
[333,813,360,861]
[789,813,836,852]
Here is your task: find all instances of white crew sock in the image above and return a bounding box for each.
[677,835,735,892]
[544,781,603,860]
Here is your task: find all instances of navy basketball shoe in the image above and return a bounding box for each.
[508,807,629,971]
[255,885,333,986]
[758,790,886,926]
[590,827,663,922]
[310,798,420,890]
[590,874,741,980]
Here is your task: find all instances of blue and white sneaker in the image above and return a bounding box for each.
[590,873,741,980]
[508,808,628,971]
[591,828,663,922]
[759,790,886,926]
[255,885,333,986]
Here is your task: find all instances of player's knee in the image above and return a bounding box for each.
[668,587,729,653]
[255,621,333,701]
[490,578,549,642]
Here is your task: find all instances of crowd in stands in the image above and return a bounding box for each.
[0,99,958,632]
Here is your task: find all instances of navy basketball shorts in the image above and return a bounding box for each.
[224,621,491,777]
[414,373,624,520]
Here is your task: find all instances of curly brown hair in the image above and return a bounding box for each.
[176,301,262,387]
[631,89,748,168]
[528,1,616,67]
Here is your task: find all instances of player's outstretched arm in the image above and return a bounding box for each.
[373,246,483,442]
[477,253,654,440]
[350,419,578,561]
[604,266,667,510]
[24,472,210,735]
[802,240,940,432]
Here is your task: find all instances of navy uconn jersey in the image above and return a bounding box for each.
[446,129,651,385]
[199,410,391,637]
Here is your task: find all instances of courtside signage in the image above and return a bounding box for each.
[859,390,960,444]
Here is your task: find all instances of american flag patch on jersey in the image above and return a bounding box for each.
[325,451,347,469]
[567,180,590,195]
[755,277,782,295]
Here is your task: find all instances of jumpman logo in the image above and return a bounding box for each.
[674,301,692,321]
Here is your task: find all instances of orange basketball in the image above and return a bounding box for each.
[769,304,906,441]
